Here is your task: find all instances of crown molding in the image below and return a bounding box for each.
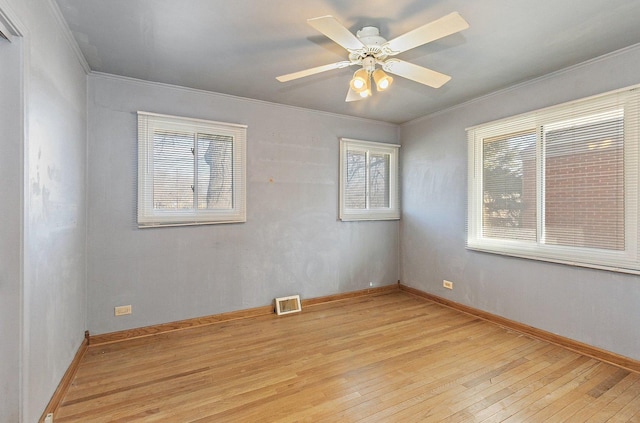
[45,0,90,74]
[402,42,640,127]
[89,71,399,130]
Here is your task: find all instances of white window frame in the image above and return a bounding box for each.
[467,86,640,274]
[339,138,400,221]
[137,112,247,227]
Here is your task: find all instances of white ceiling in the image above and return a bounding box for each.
[54,0,640,124]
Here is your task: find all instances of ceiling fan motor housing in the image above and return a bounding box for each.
[356,27,387,45]
[355,26,388,60]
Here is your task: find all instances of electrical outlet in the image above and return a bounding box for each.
[369,281,374,287]
[44,413,53,423]
[443,280,454,290]
[114,305,132,316]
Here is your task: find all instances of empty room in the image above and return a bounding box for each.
[2,0,640,422]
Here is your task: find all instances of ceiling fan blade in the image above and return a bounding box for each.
[382,12,469,56]
[276,61,353,82]
[307,15,365,52]
[383,59,451,88]
[345,87,366,102]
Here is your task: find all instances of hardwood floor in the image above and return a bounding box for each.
[56,291,640,422]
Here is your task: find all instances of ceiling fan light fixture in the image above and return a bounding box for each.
[350,69,369,93]
[373,69,393,91]
[359,75,372,98]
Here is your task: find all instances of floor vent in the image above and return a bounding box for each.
[275,295,301,315]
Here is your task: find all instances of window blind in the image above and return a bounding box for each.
[369,152,391,208]
[482,130,537,242]
[543,110,625,251]
[345,149,367,209]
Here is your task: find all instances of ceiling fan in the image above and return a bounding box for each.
[276,12,469,102]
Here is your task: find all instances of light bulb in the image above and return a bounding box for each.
[359,75,372,98]
[350,69,369,93]
[373,69,393,92]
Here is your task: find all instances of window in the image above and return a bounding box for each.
[339,138,400,221]
[467,86,640,273]
[137,112,246,227]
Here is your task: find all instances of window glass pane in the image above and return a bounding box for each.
[345,149,366,209]
[483,130,537,241]
[370,153,390,208]
[197,133,234,210]
[153,131,194,210]
[544,113,624,250]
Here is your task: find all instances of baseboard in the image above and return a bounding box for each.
[90,304,275,345]
[90,283,400,346]
[399,283,640,374]
[302,283,399,307]
[39,331,90,422]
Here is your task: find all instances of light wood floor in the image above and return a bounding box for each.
[57,291,640,422]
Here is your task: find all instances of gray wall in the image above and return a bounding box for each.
[400,45,640,361]
[87,74,399,335]
[4,2,639,420]
[0,31,23,423]
[2,0,88,421]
